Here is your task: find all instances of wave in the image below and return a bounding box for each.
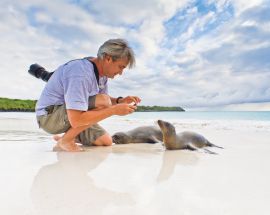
[104,117,270,132]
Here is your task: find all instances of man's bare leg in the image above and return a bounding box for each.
[53,94,112,152]
[53,124,91,152]
[53,135,61,141]
[93,133,113,146]
[53,132,113,149]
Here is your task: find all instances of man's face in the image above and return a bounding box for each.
[103,56,129,79]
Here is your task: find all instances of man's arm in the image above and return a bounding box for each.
[110,96,141,105]
[110,97,119,105]
[67,104,136,128]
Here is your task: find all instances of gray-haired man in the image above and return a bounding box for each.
[36,39,141,152]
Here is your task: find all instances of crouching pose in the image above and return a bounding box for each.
[34,39,141,152]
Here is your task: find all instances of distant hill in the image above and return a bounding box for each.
[136,105,184,112]
[0,98,185,112]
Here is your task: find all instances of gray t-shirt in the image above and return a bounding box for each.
[36,58,108,116]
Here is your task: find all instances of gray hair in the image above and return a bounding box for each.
[97,39,136,68]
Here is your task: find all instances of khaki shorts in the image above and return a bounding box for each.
[37,97,107,146]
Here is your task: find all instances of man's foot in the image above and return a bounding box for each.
[53,135,62,142]
[53,138,84,152]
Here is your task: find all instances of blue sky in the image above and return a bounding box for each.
[0,0,270,110]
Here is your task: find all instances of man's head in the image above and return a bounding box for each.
[97,39,135,78]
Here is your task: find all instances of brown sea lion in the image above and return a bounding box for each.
[157,119,223,153]
[112,126,163,144]
[112,120,223,154]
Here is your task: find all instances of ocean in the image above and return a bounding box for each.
[0,111,270,137]
[125,111,270,121]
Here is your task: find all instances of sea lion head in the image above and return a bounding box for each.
[157,120,176,135]
[112,132,130,144]
[157,120,177,150]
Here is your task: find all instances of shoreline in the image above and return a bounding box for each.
[1,112,269,133]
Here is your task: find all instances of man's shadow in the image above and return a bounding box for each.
[31,147,135,215]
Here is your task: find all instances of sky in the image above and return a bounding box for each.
[0,0,270,110]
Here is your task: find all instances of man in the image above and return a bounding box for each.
[36,39,141,152]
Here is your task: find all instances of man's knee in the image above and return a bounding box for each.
[93,134,113,146]
[95,94,112,109]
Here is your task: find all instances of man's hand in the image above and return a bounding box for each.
[120,96,141,105]
[112,103,137,116]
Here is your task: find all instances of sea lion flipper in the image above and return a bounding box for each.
[186,144,197,151]
[207,141,224,149]
[204,148,218,155]
[142,136,159,144]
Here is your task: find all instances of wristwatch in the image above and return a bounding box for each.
[116,97,123,104]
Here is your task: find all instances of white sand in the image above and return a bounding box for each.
[0,113,270,215]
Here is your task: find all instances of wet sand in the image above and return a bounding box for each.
[0,113,270,215]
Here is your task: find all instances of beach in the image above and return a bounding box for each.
[0,112,270,215]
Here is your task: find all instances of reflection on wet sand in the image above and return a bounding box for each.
[157,150,199,182]
[31,144,203,215]
[31,147,135,215]
[111,144,199,183]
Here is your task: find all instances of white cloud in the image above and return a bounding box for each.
[230,0,265,15]
[154,1,270,108]
[0,0,269,110]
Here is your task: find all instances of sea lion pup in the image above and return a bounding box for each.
[112,126,163,144]
[157,120,223,153]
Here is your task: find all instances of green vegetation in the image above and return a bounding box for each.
[0,98,185,112]
[136,105,184,112]
[0,97,37,112]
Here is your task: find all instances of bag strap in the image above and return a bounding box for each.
[84,57,99,86]
[63,57,100,86]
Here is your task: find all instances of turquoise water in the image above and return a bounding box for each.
[123,111,270,121]
[0,111,270,121]
[0,112,269,132]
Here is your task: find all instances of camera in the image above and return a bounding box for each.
[28,63,54,82]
